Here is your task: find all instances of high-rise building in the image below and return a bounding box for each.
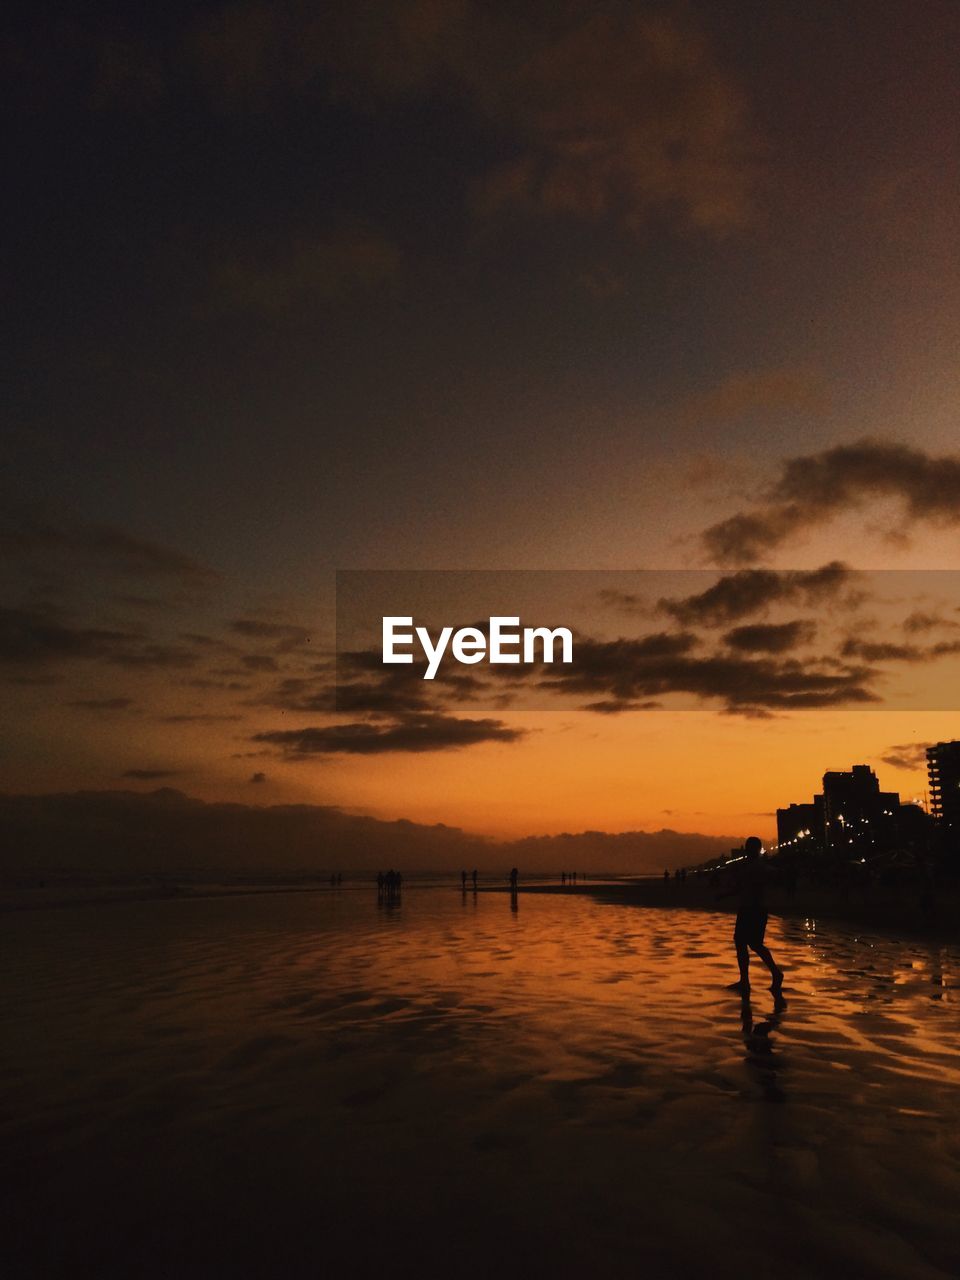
[776,797,824,853]
[821,765,900,856]
[927,740,960,840]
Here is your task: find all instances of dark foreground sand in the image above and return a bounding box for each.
[4,889,959,1279]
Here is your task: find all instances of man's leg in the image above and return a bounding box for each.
[750,941,784,990]
[735,939,750,986]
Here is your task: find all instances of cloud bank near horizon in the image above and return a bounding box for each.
[0,787,740,876]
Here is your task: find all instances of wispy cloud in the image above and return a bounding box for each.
[213,228,401,312]
[121,768,183,780]
[67,696,135,711]
[253,712,524,755]
[185,2,756,238]
[0,520,219,584]
[659,563,853,627]
[878,742,932,771]
[677,368,824,427]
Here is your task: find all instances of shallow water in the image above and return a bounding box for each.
[4,889,960,1278]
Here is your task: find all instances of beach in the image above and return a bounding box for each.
[4,886,960,1278]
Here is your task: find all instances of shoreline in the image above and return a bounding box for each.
[495,879,959,940]
[3,873,957,940]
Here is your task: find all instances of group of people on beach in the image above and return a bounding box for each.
[376,870,403,902]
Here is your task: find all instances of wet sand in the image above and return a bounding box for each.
[4,889,959,1278]
[512,877,959,940]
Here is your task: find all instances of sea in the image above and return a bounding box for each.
[4,883,960,1278]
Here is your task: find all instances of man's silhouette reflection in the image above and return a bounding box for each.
[740,991,787,1102]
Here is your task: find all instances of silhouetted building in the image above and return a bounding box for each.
[927,740,960,841]
[822,765,899,857]
[776,763,931,864]
[776,798,824,854]
[896,801,929,850]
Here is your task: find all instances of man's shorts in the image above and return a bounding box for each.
[734,908,768,948]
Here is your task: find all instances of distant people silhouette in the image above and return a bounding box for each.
[561,871,566,886]
[472,869,478,891]
[509,866,518,892]
[723,837,784,996]
[380,869,402,904]
[461,870,467,891]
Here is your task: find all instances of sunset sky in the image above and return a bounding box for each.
[3,1,960,850]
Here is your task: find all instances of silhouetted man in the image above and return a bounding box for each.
[726,837,784,996]
[472,869,478,891]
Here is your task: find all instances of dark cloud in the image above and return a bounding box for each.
[0,607,242,672]
[581,699,662,714]
[121,769,182,780]
[241,654,281,673]
[183,2,753,238]
[0,606,137,664]
[213,229,401,312]
[879,742,933,771]
[67,696,135,711]
[255,656,492,724]
[540,635,878,713]
[253,712,524,755]
[113,595,171,611]
[158,714,242,724]
[880,742,931,768]
[841,637,960,664]
[179,632,239,651]
[108,643,200,669]
[255,676,335,713]
[701,439,960,564]
[720,704,775,720]
[597,589,647,613]
[0,520,219,584]
[181,677,253,691]
[659,563,852,627]
[722,620,816,653]
[230,619,312,642]
[903,611,959,634]
[678,368,825,427]
[468,8,754,236]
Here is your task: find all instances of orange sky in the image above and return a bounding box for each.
[4,2,960,851]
